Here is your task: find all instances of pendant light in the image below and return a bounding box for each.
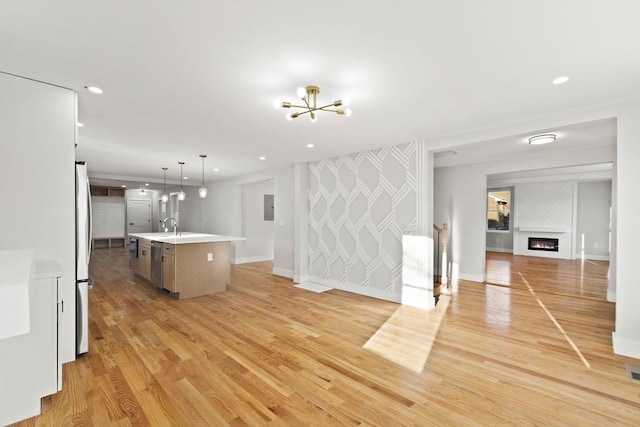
[161,167,169,202]
[178,161,186,201]
[199,154,208,198]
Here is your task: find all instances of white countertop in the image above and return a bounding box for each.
[35,258,63,279]
[129,232,245,245]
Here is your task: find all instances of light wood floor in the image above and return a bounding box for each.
[13,248,640,426]
[485,251,610,299]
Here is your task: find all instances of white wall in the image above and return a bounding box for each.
[576,181,612,260]
[0,73,76,363]
[434,163,487,282]
[174,187,202,232]
[198,169,276,263]
[236,180,274,263]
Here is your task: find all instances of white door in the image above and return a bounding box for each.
[127,199,151,234]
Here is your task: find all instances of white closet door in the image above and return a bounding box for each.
[127,199,151,234]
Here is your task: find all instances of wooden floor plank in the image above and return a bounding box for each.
[10,248,640,426]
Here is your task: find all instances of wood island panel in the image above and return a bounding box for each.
[138,238,152,280]
[173,241,230,299]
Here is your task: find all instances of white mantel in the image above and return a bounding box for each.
[517,226,570,233]
[515,230,573,259]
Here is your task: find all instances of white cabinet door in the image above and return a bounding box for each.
[0,274,60,425]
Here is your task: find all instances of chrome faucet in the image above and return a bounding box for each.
[162,217,178,235]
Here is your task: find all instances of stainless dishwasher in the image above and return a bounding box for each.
[150,241,163,289]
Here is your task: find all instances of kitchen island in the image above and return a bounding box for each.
[128,232,244,299]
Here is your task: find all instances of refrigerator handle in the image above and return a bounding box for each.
[87,179,92,263]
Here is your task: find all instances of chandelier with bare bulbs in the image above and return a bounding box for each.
[274,85,352,122]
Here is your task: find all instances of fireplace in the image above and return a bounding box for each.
[528,237,559,252]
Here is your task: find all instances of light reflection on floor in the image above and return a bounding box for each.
[486,258,511,285]
[518,271,591,369]
[485,285,511,329]
[363,296,451,373]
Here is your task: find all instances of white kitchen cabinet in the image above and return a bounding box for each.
[36,259,63,396]
[0,257,62,426]
[0,72,76,364]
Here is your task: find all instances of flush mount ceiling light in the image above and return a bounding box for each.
[199,154,207,199]
[274,85,352,122]
[528,133,557,145]
[161,167,169,203]
[178,161,186,201]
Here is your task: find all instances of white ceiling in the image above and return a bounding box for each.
[434,118,617,167]
[1,1,638,191]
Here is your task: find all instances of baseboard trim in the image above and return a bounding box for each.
[308,276,401,303]
[458,273,486,283]
[234,255,274,264]
[607,289,616,302]
[272,267,293,279]
[293,274,310,284]
[612,332,640,359]
[486,247,513,253]
[574,253,610,261]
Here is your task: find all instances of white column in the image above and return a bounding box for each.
[402,235,435,309]
[612,101,640,358]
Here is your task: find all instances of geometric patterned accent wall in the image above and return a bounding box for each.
[308,142,417,296]
[516,182,574,228]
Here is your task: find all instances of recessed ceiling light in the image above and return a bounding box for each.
[552,76,569,85]
[307,143,314,148]
[214,168,220,172]
[76,122,84,127]
[259,156,266,160]
[183,177,188,180]
[121,185,126,188]
[85,85,103,94]
[528,133,557,145]
[145,183,149,186]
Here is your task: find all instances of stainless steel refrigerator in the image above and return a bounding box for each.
[75,161,91,355]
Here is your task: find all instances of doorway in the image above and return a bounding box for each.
[238,179,275,263]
